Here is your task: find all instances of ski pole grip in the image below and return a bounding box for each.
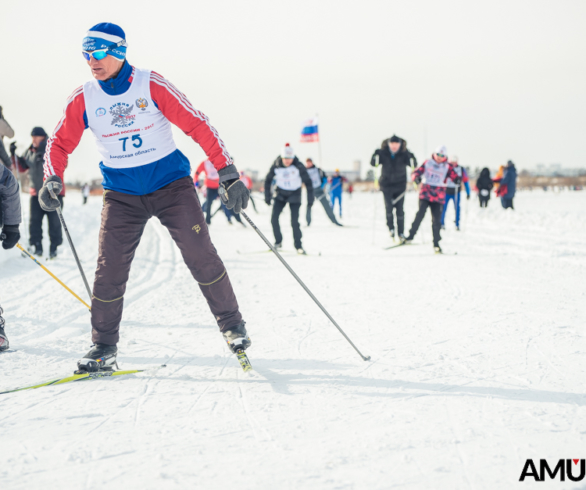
[47,182,58,200]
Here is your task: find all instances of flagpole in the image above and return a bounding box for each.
[316,113,322,167]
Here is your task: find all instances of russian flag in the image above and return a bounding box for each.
[300,117,319,142]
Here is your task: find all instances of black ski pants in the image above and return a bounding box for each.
[479,196,489,208]
[306,187,340,226]
[407,199,443,247]
[91,177,242,345]
[29,194,63,251]
[272,199,302,249]
[381,183,406,235]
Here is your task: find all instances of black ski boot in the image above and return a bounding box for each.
[29,243,43,257]
[222,321,251,353]
[0,306,9,352]
[75,343,118,374]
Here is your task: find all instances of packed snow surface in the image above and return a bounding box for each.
[1,189,585,489]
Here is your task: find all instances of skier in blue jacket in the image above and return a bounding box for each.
[329,169,347,218]
[441,156,470,230]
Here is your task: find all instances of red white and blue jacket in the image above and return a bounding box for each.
[43,61,232,195]
[412,159,460,204]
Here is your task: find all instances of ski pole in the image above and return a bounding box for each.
[15,243,91,311]
[239,209,371,362]
[47,183,92,301]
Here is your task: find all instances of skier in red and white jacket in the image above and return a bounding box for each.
[39,23,251,373]
[194,159,243,225]
[401,145,460,253]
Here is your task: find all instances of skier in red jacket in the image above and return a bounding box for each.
[401,145,461,253]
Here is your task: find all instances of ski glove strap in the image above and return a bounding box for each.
[39,175,63,212]
[218,166,249,214]
[1,225,20,250]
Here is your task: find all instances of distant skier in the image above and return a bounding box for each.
[476,168,493,208]
[370,134,417,239]
[401,145,460,253]
[495,160,517,210]
[305,158,341,226]
[329,169,347,218]
[82,183,90,204]
[441,156,470,231]
[264,143,314,254]
[40,23,250,373]
[15,127,64,259]
[194,159,244,225]
[0,161,22,351]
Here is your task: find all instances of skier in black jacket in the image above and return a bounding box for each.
[370,135,417,239]
[0,162,22,351]
[476,168,493,208]
[265,144,314,254]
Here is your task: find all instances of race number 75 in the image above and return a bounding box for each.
[119,134,143,151]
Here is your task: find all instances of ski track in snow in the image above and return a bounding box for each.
[1,189,586,489]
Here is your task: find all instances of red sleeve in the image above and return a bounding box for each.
[149,72,232,172]
[194,160,206,179]
[447,165,459,182]
[44,86,86,181]
[462,168,469,183]
[412,162,425,180]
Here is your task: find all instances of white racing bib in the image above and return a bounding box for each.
[422,160,449,187]
[480,189,489,196]
[275,166,302,191]
[84,68,176,168]
[307,167,322,189]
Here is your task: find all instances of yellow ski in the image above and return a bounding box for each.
[236,350,252,372]
[0,365,166,395]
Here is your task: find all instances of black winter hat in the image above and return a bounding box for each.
[389,135,401,143]
[31,127,48,137]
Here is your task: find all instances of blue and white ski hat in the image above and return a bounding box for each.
[82,23,128,60]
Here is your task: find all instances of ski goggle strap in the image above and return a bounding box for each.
[82,40,128,61]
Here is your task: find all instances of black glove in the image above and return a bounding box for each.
[9,142,17,157]
[414,176,422,184]
[38,175,63,212]
[265,197,271,206]
[1,225,20,250]
[218,166,249,214]
[454,177,462,185]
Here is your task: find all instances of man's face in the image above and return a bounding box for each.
[32,136,45,148]
[283,158,293,167]
[306,160,314,168]
[87,54,124,81]
[389,142,401,153]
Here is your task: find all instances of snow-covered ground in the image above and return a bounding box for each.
[1,189,585,489]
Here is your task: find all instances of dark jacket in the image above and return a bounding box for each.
[265,156,314,205]
[370,137,417,187]
[0,164,21,227]
[476,168,494,193]
[0,139,11,169]
[500,164,517,198]
[18,139,63,196]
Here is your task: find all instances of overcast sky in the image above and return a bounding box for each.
[1,0,585,182]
